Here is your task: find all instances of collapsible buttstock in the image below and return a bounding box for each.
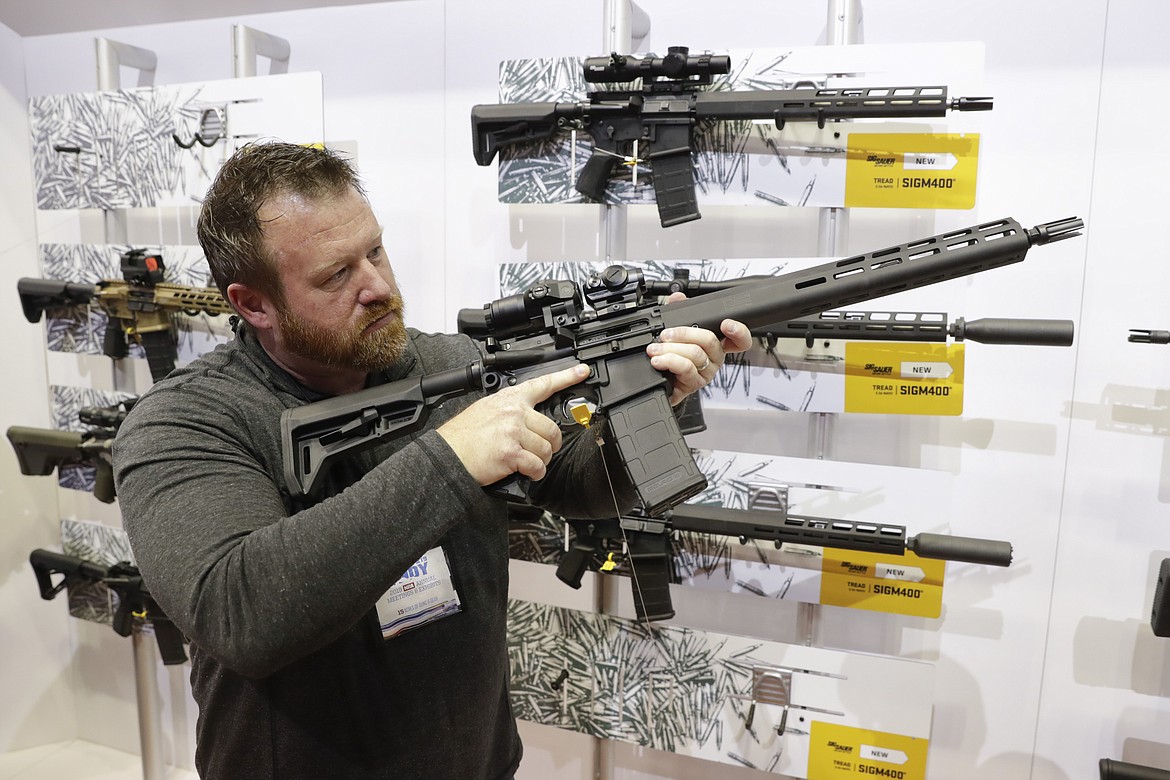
[471,102,565,165]
[17,278,96,323]
[6,427,86,475]
[29,549,108,600]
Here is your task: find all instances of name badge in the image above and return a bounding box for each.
[375,546,462,640]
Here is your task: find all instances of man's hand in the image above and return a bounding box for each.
[647,295,753,406]
[437,363,590,485]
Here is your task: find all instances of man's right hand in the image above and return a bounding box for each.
[436,363,590,485]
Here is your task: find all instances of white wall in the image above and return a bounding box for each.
[0,17,80,755]
[5,1,1168,778]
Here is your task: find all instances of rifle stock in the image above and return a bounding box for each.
[7,425,118,503]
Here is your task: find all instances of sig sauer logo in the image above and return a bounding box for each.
[866,154,896,166]
[828,741,855,754]
[840,561,869,575]
[864,362,893,376]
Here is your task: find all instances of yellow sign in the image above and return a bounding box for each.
[845,133,980,209]
[809,722,929,780]
[844,343,964,416]
[820,549,945,618]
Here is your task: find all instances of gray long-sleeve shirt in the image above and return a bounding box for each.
[114,321,633,779]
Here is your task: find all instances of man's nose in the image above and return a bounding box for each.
[356,263,394,306]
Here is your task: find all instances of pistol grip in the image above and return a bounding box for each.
[153,619,189,665]
[102,318,129,359]
[577,148,619,202]
[93,458,116,504]
[555,543,595,590]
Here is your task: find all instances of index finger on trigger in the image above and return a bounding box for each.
[520,363,590,404]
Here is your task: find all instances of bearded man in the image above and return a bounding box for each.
[113,141,749,780]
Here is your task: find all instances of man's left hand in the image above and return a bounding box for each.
[646,298,753,406]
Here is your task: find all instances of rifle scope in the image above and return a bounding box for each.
[583,46,730,85]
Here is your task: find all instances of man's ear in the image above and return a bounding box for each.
[227,283,275,331]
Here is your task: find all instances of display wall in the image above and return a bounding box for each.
[0,1,1166,778]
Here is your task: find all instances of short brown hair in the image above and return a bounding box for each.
[197,142,365,304]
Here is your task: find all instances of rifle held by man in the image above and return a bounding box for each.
[281,216,1081,516]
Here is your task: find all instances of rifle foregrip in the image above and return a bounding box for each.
[908,533,1013,567]
[576,153,619,202]
[606,391,707,517]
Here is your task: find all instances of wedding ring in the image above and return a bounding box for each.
[699,356,712,372]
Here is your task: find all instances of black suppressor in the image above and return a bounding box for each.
[950,317,1074,346]
[1101,759,1170,780]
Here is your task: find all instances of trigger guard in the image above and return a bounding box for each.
[543,390,598,429]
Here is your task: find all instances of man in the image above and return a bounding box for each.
[114,142,749,779]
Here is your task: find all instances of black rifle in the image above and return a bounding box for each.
[18,249,231,382]
[554,502,1013,622]
[6,399,135,503]
[472,46,992,227]
[29,549,187,665]
[281,217,1082,515]
[1100,759,1170,780]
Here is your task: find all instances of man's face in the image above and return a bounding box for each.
[259,186,408,373]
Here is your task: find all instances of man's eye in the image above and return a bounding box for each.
[328,268,347,283]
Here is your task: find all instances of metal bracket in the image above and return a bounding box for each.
[95,38,157,90]
[730,664,846,738]
[232,25,291,78]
